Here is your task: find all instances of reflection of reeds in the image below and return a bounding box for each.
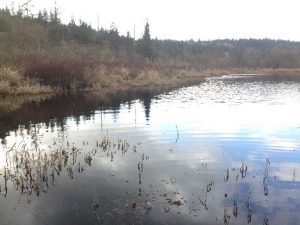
[0,125,138,198]
[293,168,296,182]
[0,123,284,223]
[263,218,269,225]
[175,125,179,143]
[224,208,230,225]
[224,168,229,182]
[199,163,213,211]
[240,162,248,178]
[245,197,252,224]
[233,200,238,217]
[263,159,270,196]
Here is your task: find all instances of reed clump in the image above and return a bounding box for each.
[0,125,141,197]
[0,67,54,97]
[84,63,206,91]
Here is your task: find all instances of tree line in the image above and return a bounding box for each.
[1,5,300,69]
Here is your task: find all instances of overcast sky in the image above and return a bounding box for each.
[1,0,300,41]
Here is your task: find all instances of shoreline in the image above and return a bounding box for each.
[2,67,300,97]
[0,67,300,114]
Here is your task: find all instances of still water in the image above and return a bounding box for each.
[0,75,300,225]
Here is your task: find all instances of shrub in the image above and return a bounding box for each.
[23,55,95,90]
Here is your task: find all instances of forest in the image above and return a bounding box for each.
[1,4,300,96]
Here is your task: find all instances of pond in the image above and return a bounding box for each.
[0,75,300,225]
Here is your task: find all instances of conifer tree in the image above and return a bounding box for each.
[141,20,153,61]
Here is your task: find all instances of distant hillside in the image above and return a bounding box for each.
[1,7,300,69]
[153,38,300,68]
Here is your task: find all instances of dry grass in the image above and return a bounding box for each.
[0,61,207,107]
[2,60,300,98]
[202,67,300,77]
[77,65,300,92]
[257,68,300,80]
[0,67,55,97]
[83,64,207,91]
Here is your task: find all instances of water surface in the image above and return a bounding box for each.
[0,75,300,225]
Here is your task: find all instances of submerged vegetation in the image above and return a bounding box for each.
[1,124,134,196]
[1,3,300,96]
[0,123,276,224]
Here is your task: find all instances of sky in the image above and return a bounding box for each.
[1,0,300,41]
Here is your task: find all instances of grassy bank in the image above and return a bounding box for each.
[0,66,55,97]
[2,60,300,98]
[1,55,209,97]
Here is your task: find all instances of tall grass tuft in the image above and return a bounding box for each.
[0,66,53,97]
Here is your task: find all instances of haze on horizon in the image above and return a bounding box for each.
[1,0,299,41]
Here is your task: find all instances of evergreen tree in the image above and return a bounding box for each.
[42,9,48,22]
[141,21,153,61]
[109,23,120,52]
[48,5,64,44]
[125,31,134,58]
[36,9,48,27]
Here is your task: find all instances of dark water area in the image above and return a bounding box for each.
[0,75,300,225]
[0,88,157,139]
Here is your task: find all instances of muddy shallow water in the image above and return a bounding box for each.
[0,75,300,225]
